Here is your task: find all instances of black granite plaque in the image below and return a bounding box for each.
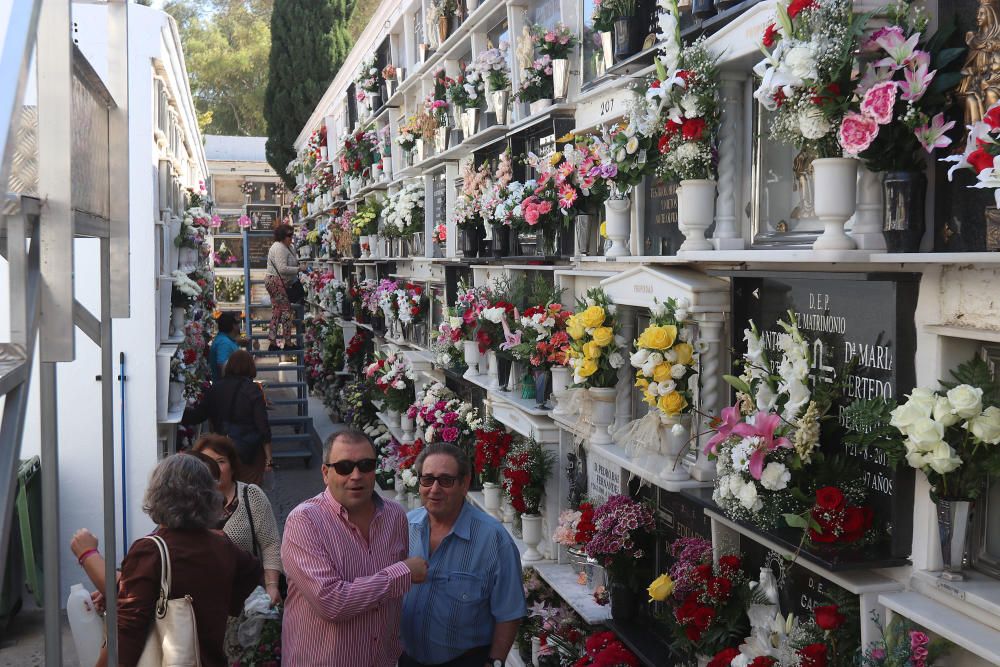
[212,236,243,268]
[247,205,281,231]
[246,233,271,269]
[432,174,447,227]
[731,272,920,558]
[643,176,683,256]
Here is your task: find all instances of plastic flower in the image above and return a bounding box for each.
[914,113,955,153]
[838,112,879,155]
[237,215,251,229]
[901,51,935,102]
[731,413,791,479]
[860,80,898,125]
[873,27,921,69]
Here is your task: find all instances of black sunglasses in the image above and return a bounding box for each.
[419,474,459,488]
[325,458,377,475]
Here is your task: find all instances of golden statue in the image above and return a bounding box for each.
[958,0,1000,128]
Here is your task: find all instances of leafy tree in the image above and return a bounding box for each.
[265,0,355,186]
[165,0,272,136]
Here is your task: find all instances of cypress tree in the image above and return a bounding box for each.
[265,0,356,186]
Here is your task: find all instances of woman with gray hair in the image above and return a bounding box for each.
[97,454,262,667]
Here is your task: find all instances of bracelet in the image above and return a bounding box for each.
[265,460,274,467]
[77,548,100,567]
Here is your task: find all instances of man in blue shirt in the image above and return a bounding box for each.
[208,312,241,382]
[401,443,525,667]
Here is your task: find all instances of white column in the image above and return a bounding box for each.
[713,71,747,251]
[445,162,459,258]
[613,307,635,435]
[692,315,724,481]
[849,167,886,250]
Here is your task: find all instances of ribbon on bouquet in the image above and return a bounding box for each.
[563,387,592,428]
[610,411,664,459]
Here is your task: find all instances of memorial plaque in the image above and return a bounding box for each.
[247,205,281,231]
[246,234,271,269]
[731,273,920,558]
[587,448,624,505]
[432,173,447,227]
[642,176,683,256]
[657,489,712,543]
[216,213,244,234]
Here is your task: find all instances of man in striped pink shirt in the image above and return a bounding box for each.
[281,430,428,666]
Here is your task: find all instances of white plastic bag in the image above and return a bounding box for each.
[237,586,281,648]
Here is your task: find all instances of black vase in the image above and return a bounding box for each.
[351,242,362,259]
[882,171,927,253]
[461,225,485,257]
[612,17,638,60]
[609,582,636,621]
[491,224,511,258]
[497,354,512,390]
[532,368,550,409]
[693,0,716,17]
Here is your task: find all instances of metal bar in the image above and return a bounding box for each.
[37,0,75,362]
[100,236,118,665]
[0,216,40,583]
[7,211,27,345]
[39,361,62,665]
[74,209,111,239]
[0,0,43,194]
[73,299,101,345]
[107,0,130,317]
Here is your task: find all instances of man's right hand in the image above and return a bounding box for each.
[404,557,428,583]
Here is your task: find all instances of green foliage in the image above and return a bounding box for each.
[165,0,272,136]
[841,398,907,467]
[265,0,356,187]
[941,355,1000,407]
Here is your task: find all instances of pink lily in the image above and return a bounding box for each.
[915,113,955,153]
[704,404,742,455]
[731,412,792,480]
[874,28,920,69]
[901,52,935,102]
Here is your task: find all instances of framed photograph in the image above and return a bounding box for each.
[246,205,281,232]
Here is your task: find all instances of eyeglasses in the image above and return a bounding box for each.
[419,474,459,488]
[324,458,377,475]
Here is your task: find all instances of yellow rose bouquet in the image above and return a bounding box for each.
[631,297,697,418]
[566,287,624,388]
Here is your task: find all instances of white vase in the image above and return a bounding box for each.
[170,306,186,337]
[177,246,198,268]
[395,473,407,502]
[482,482,502,520]
[485,350,500,389]
[489,88,510,125]
[677,179,717,251]
[660,414,692,481]
[167,381,185,412]
[501,499,515,525]
[382,156,393,180]
[529,98,553,115]
[550,366,572,416]
[400,413,415,441]
[552,59,569,99]
[385,409,401,428]
[588,387,617,446]
[603,197,631,258]
[812,157,859,250]
[466,0,478,10]
[521,513,544,561]
[463,340,481,378]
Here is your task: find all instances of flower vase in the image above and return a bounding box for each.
[178,246,198,268]
[395,473,407,502]
[659,414,691,481]
[609,582,636,621]
[532,368,549,409]
[482,482,502,520]
[466,0,477,11]
[553,59,569,99]
[516,231,538,256]
[613,17,638,60]
[167,381,185,412]
[575,213,595,256]
[677,179,716,251]
[437,14,449,44]
[489,89,510,125]
[385,409,401,428]
[882,171,926,253]
[369,92,382,111]
[170,306,186,336]
[463,108,480,137]
[600,32,614,69]
[386,79,396,98]
[496,353,512,390]
[463,340,481,378]
[485,350,500,389]
[529,98,553,115]
[935,497,974,581]
[382,156,393,180]
[501,498,515,525]
[434,126,450,153]
[550,366,572,416]
[400,412,415,441]
[520,514,544,561]
[604,197,631,258]
[588,387,617,446]
[812,157,859,250]
[414,138,424,163]
[696,656,711,667]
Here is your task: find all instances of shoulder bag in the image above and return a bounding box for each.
[269,252,304,305]
[242,484,287,599]
[222,380,265,466]
[136,535,201,667]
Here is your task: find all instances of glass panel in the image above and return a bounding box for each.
[486,19,509,53]
[528,0,560,27]
[630,311,651,422]
[972,344,1000,579]
[414,8,425,60]
[581,0,599,84]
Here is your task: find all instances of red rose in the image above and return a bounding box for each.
[773,88,787,107]
[968,148,996,174]
[986,105,1000,130]
[814,604,846,631]
[707,576,732,599]
[692,606,715,630]
[708,648,741,667]
[841,506,874,542]
[786,0,815,19]
[815,486,845,511]
[809,512,839,543]
[658,134,671,153]
[749,658,778,667]
[798,643,828,667]
[663,120,682,138]
[718,555,741,572]
[762,23,779,48]
[682,118,706,141]
[684,624,703,641]
[676,70,693,83]
[694,564,713,581]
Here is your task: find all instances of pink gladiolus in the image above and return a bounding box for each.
[915,113,955,153]
[838,112,880,155]
[704,404,741,455]
[860,80,899,125]
[731,412,791,480]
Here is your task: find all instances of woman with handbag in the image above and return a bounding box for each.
[265,223,300,351]
[182,350,272,484]
[98,454,261,667]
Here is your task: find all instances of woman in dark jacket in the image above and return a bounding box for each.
[97,454,261,667]
[183,350,272,484]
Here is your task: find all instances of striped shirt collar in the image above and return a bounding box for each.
[323,487,385,521]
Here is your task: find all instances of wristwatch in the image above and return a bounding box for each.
[486,660,503,667]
